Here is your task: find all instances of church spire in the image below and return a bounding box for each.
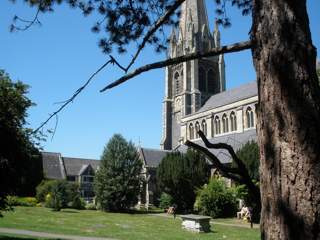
[178,0,210,44]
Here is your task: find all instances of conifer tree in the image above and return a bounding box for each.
[157,149,210,212]
[94,134,142,211]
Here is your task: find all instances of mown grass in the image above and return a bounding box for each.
[0,207,260,240]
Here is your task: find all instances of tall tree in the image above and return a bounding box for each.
[94,134,142,211]
[157,150,210,212]
[251,1,320,238]
[0,70,43,213]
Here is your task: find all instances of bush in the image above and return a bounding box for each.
[6,196,37,207]
[38,180,82,211]
[85,203,97,210]
[159,193,173,210]
[195,178,237,218]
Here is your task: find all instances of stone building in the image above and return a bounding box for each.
[41,152,99,202]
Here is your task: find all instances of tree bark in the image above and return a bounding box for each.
[251,0,320,239]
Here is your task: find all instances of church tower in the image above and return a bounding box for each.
[160,0,226,150]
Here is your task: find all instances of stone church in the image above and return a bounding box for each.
[138,0,258,207]
[160,0,257,153]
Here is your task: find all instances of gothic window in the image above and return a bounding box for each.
[199,67,206,92]
[214,116,221,135]
[201,119,207,136]
[189,123,194,140]
[222,114,229,133]
[207,69,215,93]
[174,71,180,94]
[214,75,220,93]
[195,122,200,138]
[246,107,255,128]
[230,112,237,132]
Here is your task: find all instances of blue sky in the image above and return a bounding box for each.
[1,0,319,159]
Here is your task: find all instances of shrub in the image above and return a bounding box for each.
[6,196,37,207]
[195,178,237,218]
[85,203,97,210]
[38,180,82,211]
[159,193,173,210]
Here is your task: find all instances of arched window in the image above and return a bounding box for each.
[207,69,215,93]
[174,71,180,94]
[189,123,194,140]
[195,122,200,138]
[246,107,255,128]
[222,114,229,133]
[199,67,206,92]
[214,116,221,135]
[201,119,207,136]
[230,112,237,132]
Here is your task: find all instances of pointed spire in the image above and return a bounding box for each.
[214,19,221,48]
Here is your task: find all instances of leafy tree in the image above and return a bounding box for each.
[235,141,259,181]
[195,177,237,218]
[94,134,142,211]
[159,192,173,210]
[157,149,210,212]
[0,70,43,215]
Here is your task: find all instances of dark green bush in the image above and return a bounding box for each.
[159,193,173,210]
[195,178,237,218]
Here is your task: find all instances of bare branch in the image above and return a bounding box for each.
[12,4,42,31]
[100,40,252,92]
[33,58,113,134]
[185,140,243,183]
[198,130,251,180]
[124,0,186,72]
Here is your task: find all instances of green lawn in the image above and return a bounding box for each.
[0,207,260,240]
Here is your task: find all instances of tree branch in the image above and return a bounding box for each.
[124,0,186,72]
[185,140,242,182]
[33,58,114,134]
[100,40,252,92]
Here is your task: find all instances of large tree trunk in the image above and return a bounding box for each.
[251,0,320,239]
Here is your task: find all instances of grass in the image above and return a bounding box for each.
[0,207,260,240]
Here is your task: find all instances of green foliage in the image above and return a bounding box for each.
[6,196,37,207]
[37,180,83,211]
[94,134,142,211]
[85,203,97,210]
[157,149,210,212]
[159,193,173,210]
[0,70,43,214]
[235,141,260,181]
[195,178,237,218]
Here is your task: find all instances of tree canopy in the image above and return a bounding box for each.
[0,70,43,213]
[157,149,210,212]
[94,134,142,211]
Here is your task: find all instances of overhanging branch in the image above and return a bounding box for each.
[100,40,252,92]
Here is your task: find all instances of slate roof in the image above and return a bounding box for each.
[139,148,171,168]
[177,128,257,164]
[197,81,257,113]
[41,152,66,179]
[63,157,100,176]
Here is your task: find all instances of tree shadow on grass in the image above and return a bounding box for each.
[0,236,61,240]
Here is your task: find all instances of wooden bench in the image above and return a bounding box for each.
[180,214,211,233]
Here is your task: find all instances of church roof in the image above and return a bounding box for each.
[198,81,257,113]
[63,157,100,176]
[139,148,171,168]
[177,128,257,164]
[41,152,65,179]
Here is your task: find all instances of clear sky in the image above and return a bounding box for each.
[1,0,319,159]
